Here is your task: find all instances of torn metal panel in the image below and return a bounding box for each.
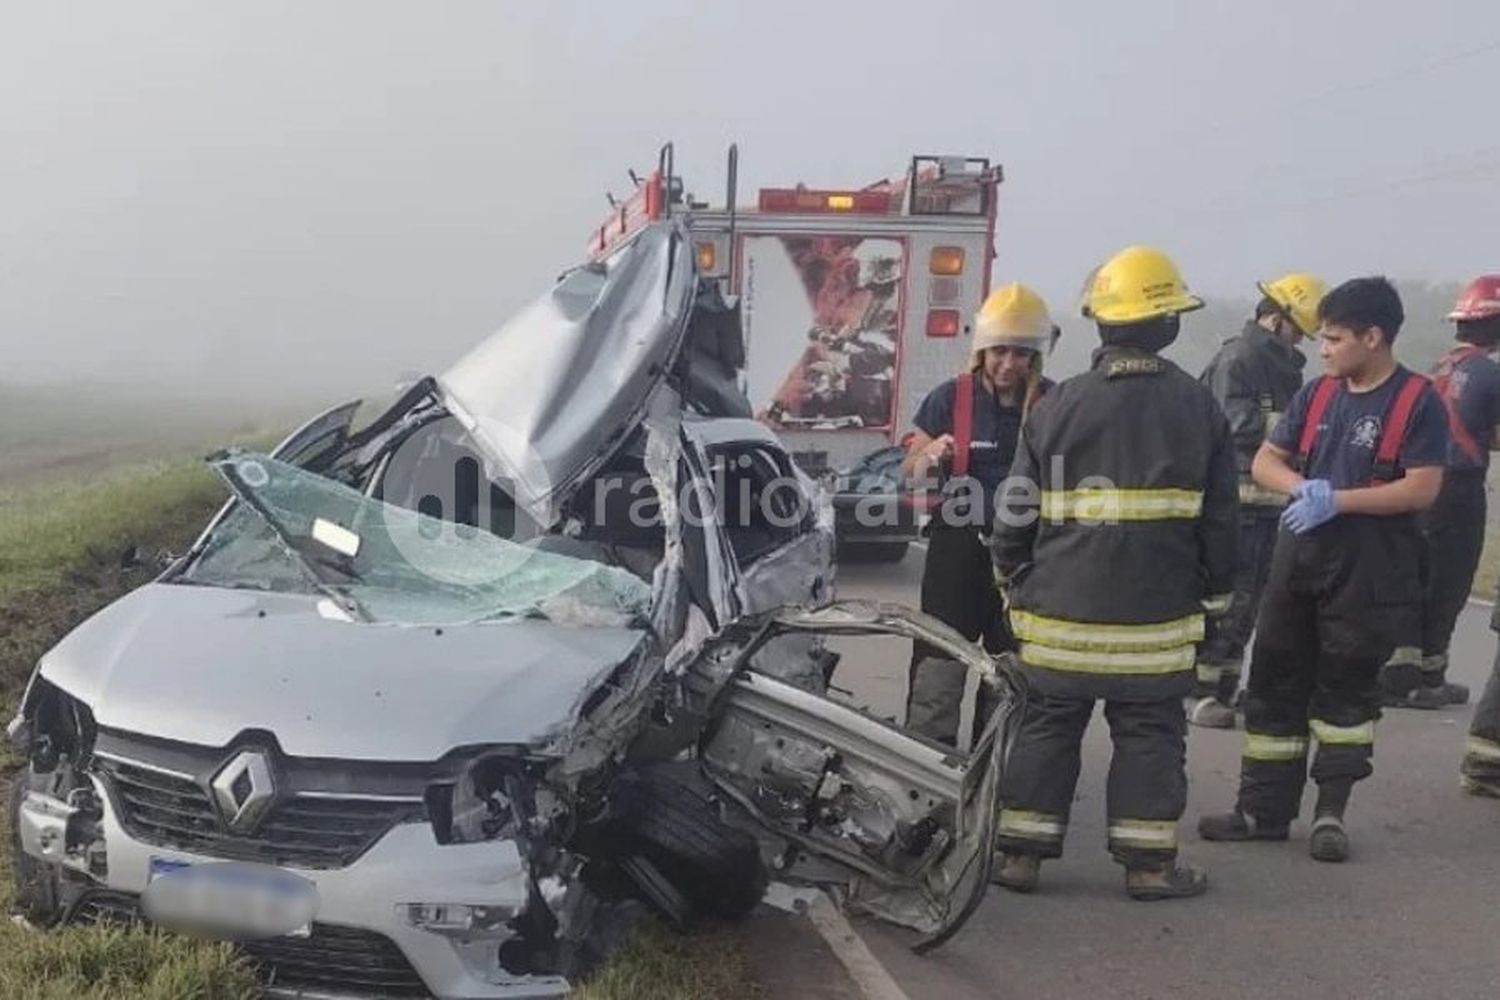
[735,518,835,614]
[736,529,837,691]
[687,601,1021,946]
[439,223,697,526]
[642,387,690,639]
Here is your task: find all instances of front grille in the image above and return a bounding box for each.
[96,756,422,869]
[69,892,432,998]
[247,923,433,997]
[71,890,143,926]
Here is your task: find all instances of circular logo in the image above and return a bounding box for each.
[374,414,559,592]
[236,459,270,489]
[1350,415,1382,450]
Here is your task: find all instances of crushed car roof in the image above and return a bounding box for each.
[438,221,696,524]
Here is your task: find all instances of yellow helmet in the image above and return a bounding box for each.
[1257,273,1327,338]
[1082,245,1204,324]
[973,282,1056,357]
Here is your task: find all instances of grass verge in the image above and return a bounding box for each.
[0,459,760,999]
[573,921,760,1000]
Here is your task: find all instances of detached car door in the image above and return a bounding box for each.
[684,601,1023,951]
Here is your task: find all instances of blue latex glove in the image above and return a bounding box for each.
[1281,478,1337,534]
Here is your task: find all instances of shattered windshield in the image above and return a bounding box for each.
[180,451,652,628]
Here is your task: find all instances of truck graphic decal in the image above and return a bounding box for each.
[745,234,905,432]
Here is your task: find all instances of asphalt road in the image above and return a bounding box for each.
[830,543,1500,1000]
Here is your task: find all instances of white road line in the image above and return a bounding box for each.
[763,883,911,1000]
[1469,596,1495,608]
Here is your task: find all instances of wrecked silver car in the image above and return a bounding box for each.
[8,221,1021,998]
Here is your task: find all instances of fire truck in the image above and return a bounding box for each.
[585,145,1003,555]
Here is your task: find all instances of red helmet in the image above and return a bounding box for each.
[1448,275,1500,321]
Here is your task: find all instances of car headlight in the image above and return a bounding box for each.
[431,755,520,845]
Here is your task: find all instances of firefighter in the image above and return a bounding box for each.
[1463,607,1500,798]
[1190,274,1326,729]
[991,247,1237,900]
[902,282,1057,747]
[1383,275,1500,709]
[1200,277,1448,863]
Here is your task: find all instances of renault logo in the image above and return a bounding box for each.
[211,750,276,834]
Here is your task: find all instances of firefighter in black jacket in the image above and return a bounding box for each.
[991,246,1238,900]
[1200,277,1448,863]
[1190,274,1325,729]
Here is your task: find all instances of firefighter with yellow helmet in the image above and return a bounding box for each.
[1189,273,1327,729]
[991,247,1238,899]
[901,282,1058,747]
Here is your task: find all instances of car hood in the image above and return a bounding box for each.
[37,583,647,761]
[437,221,696,526]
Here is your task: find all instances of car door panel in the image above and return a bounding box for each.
[687,601,1023,948]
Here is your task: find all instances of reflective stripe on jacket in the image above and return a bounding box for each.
[994,346,1238,693]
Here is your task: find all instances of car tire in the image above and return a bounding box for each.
[7,777,63,927]
[611,767,767,921]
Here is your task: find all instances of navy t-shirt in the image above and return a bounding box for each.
[1268,367,1449,489]
[1435,347,1500,471]
[913,375,1038,526]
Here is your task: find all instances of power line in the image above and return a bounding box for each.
[1167,36,1500,154]
[1287,37,1500,110]
[1210,155,1500,222]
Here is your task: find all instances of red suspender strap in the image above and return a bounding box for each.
[1296,377,1340,469]
[1433,347,1485,464]
[953,372,974,477]
[1375,372,1430,470]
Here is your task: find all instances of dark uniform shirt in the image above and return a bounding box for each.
[914,374,1047,528]
[1268,366,1449,488]
[1435,346,1500,471]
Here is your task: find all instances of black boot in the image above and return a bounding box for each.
[991,852,1042,893]
[1197,809,1289,842]
[1124,860,1208,901]
[1310,783,1351,863]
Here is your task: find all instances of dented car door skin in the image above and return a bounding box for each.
[728,462,833,616]
[688,601,1024,951]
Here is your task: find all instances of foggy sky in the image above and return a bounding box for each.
[3,0,1498,397]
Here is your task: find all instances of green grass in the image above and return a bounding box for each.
[0,382,307,491]
[0,924,262,1000]
[0,463,225,600]
[0,452,760,999]
[574,922,761,1000]
[0,462,229,713]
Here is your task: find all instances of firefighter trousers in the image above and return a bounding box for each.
[1418,471,1487,678]
[996,690,1188,867]
[1195,507,1280,701]
[906,526,1009,747]
[1236,517,1420,824]
[1462,640,1500,786]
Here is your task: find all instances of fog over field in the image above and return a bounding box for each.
[2,1,1497,399]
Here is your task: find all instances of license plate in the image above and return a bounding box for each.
[142,858,318,940]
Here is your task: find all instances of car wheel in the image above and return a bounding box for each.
[611,767,767,922]
[7,777,63,927]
